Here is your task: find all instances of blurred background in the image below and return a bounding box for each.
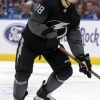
[0,0,100,19]
[0,0,100,65]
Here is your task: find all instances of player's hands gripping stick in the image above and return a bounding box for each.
[76,54,92,78]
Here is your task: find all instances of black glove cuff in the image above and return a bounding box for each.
[85,53,90,60]
[76,53,90,62]
[76,54,85,62]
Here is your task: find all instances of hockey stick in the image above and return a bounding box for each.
[59,46,100,79]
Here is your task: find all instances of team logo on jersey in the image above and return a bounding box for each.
[46,20,69,39]
[4,23,25,44]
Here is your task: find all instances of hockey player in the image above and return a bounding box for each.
[13,0,92,100]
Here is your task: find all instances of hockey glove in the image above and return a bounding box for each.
[76,54,92,78]
[41,28,59,50]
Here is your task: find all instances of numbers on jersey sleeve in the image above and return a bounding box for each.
[35,4,45,14]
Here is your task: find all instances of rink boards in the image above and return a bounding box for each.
[0,54,100,65]
[0,19,100,65]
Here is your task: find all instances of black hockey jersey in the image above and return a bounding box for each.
[28,0,84,56]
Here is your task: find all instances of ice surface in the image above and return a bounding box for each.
[0,61,100,100]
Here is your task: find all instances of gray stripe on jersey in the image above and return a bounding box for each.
[28,19,48,37]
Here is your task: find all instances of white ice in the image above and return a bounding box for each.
[0,61,100,100]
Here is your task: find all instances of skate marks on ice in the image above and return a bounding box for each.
[0,61,100,100]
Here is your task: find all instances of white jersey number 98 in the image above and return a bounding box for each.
[36,4,45,14]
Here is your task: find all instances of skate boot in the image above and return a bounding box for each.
[34,80,56,100]
[14,91,28,100]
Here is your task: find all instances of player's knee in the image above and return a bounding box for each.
[15,70,31,82]
[56,66,73,81]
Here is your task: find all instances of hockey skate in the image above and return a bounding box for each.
[34,80,56,100]
[14,91,28,100]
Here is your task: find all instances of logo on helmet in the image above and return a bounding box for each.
[4,23,25,44]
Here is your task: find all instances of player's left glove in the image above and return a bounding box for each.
[76,54,92,78]
[41,28,59,50]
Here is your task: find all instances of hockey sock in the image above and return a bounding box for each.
[45,72,64,92]
[13,79,28,99]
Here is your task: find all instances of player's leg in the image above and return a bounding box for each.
[13,71,30,100]
[13,37,38,100]
[34,48,73,100]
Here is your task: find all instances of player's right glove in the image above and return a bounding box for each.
[76,54,92,78]
[41,28,59,50]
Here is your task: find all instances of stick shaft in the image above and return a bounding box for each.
[59,46,100,79]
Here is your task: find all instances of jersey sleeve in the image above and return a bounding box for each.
[67,4,81,27]
[30,0,50,23]
[67,27,85,57]
[66,4,84,56]
[28,0,52,36]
